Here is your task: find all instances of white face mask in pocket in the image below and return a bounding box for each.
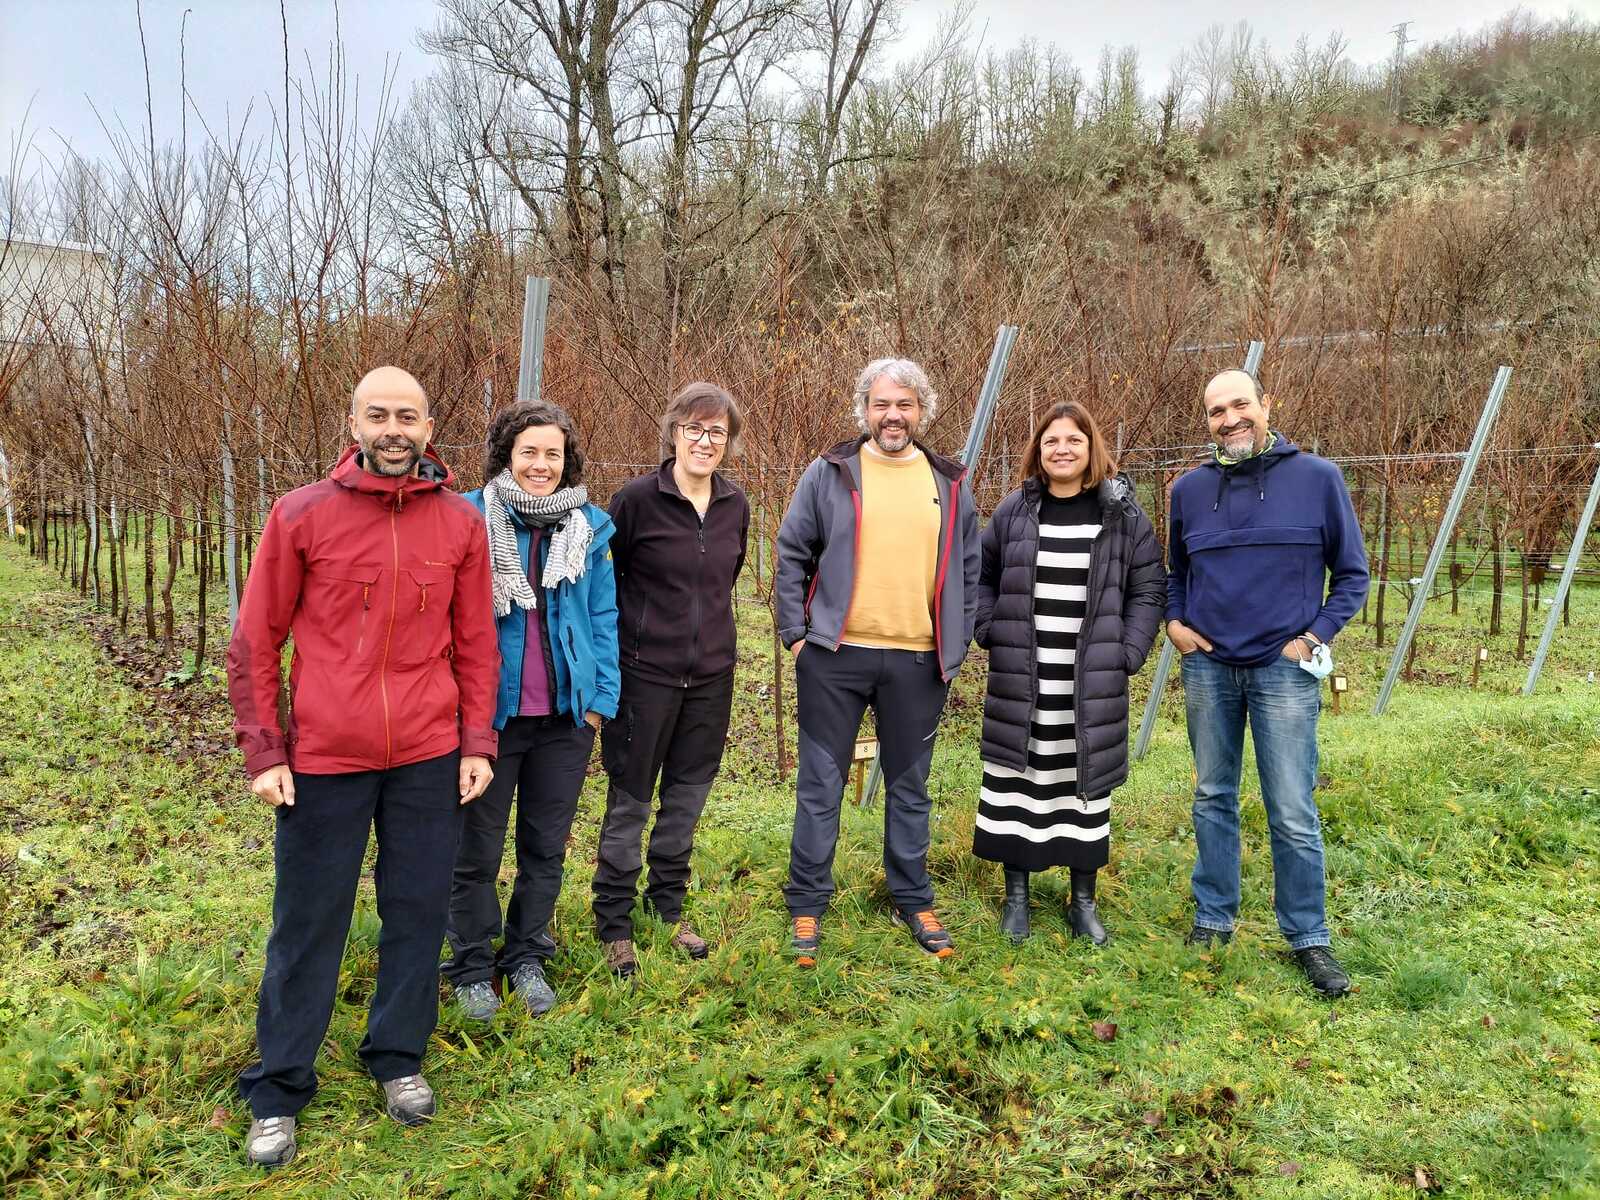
[1299,641,1334,681]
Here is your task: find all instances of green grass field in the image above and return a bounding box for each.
[2,537,1598,1199]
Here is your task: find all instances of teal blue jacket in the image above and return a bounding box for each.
[465,490,621,730]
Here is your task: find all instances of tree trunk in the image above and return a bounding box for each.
[1489,516,1504,636]
[1373,477,1393,648]
[771,609,789,781]
[162,487,179,654]
[195,495,210,671]
[144,507,157,640]
[1515,545,1530,660]
[1449,524,1461,615]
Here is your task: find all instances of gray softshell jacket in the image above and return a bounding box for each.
[775,437,981,683]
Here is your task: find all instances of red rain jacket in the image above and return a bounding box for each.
[227,445,500,777]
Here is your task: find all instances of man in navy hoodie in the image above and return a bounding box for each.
[1165,368,1368,997]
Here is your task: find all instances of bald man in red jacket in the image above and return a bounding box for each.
[226,366,498,1167]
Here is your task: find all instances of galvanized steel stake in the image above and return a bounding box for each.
[1522,448,1600,696]
[1373,365,1513,715]
[516,277,551,404]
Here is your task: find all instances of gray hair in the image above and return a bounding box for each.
[852,357,939,436]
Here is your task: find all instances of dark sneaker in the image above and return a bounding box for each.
[790,915,821,968]
[510,961,557,1015]
[1186,925,1233,948]
[670,921,711,960]
[380,1074,436,1126]
[603,938,637,979]
[1293,946,1351,997]
[896,909,955,959]
[245,1116,296,1168]
[453,979,500,1023]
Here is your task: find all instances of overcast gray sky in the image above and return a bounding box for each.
[4,0,1599,169]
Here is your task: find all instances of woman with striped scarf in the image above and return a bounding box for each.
[443,401,620,1021]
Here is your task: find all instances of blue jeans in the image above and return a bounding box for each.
[1180,652,1330,950]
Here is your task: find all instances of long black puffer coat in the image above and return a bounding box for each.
[973,475,1166,797]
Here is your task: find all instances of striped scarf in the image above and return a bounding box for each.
[483,469,592,617]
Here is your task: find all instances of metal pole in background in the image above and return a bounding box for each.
[516,276,551,404]
[0,436,16,539]
[1373,364,1513,715]
[861,323,1019,806]
[1522,447,1600,696]
[1133,340,1263,761]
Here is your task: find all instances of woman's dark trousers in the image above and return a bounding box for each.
[442,716,595,986]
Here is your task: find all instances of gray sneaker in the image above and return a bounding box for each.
[380,1074,436,1126]
[509,961,557,1016]
[453,979,500,1023]
[245,1115,296,1168]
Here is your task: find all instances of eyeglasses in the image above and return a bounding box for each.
[676,422,729,445]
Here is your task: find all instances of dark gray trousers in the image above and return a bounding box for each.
[592,672,734,942]
[784,644,950,918]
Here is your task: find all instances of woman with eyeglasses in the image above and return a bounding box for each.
[590,382,750,978]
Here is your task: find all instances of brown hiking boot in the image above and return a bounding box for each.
[670,922,710,960]
[897,909,955,958]
[603,938,637,979]
[791,915,821,968]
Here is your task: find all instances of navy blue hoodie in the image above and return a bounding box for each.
[1166,435,1369,668]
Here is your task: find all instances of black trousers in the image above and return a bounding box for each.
[592,672,734,942]
[784,644,950,918]
[441,715,595,985]
[238,751,462,1119]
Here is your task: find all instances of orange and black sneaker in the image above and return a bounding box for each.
[897,909,955,959]
[791,915,821,968]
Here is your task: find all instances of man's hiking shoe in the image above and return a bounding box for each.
[1186,925,1233,948]
[245,1116,296,1168]
[670,922,710,960]
[896,909,955,959]
[453,979,500,1023]
[791,916,821,968]
[510,961,557,1015]
[1293,946,1351,998]
[380,1074,436,1126]
[603,938,638,979]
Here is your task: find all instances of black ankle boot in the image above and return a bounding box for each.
[1066,868,1109,946]
[999,868,1030,943]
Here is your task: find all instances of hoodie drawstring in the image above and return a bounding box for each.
[1212,456,1270,510]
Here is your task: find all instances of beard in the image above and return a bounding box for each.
[1219,425,1257,458]
[871,419,913,453]
[361,434,424,477]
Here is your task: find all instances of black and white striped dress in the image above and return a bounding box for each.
[974,491,1110,872]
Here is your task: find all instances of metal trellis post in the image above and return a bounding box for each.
[1133,340,1263,761]
[1522,447,1600,696]
[1373,365,1513,715]
[516,277,551,404]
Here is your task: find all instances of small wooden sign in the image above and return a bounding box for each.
[853,738,878,763]
[1330,673,1347,714]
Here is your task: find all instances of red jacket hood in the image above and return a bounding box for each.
[330,443,456,501]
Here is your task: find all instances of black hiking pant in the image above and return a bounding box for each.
[592,672,734,942]
[442,715,595,984]
[239,751,462,1119]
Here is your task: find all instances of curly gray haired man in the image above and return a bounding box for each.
[775,355,979,966]
[851,357,940,442]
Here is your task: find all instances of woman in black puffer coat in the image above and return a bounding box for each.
[973,401,1165,944]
